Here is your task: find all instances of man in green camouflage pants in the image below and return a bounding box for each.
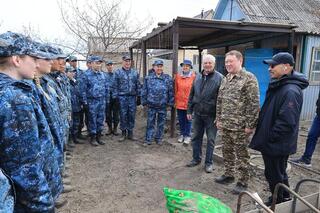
[215,50,260,194]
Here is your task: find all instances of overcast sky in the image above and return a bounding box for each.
[0,0,218,40]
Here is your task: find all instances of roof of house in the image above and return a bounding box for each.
[193,9,214,20]
[131,17,295,50]
[236,0,320,34]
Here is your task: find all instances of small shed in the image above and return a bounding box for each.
[130,17,295,137]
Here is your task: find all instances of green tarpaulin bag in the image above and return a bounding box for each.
[163,187,232,213]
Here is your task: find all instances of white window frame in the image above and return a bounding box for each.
[310,47,320,82]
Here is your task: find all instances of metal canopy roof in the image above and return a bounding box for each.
[130,16,296,50]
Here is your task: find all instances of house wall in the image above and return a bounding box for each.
[300,35,320,120]
[302,35,320,80]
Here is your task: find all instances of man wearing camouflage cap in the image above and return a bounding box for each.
[112,55,142,141]
[0,31,60,212]
[215,50,260,194]
[81,55,109,146]
[104,60,120,136]
[48,46,73,149]
[141,60,174,146]
[66,55,86,144]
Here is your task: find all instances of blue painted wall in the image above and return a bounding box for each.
[244,48,274,105]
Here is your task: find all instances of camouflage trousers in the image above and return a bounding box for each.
[145,107,167,142]
[87,98,106,135]
[221,129,250,185]
[44,151,63,201]
[119,96,136,131]
[71,111,81,137]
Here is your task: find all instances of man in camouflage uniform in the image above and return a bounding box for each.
[66,55,85,144]
[215,50,260,194]
[141,60,174,145]
[112,55,141,141]
[81,55,109,146]
[104,60,120,136]
[0,31,61,213]
[48,47,73,150]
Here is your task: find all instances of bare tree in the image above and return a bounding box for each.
[58,0,152,58]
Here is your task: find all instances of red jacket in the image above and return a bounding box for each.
[175,72,196,110]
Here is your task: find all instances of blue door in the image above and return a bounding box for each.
[244,48,274,106]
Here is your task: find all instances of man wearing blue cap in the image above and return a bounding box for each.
[48,47,73,150]
[81,55,109,146]
[142,60,174,145]
[148,61,156,75]
[250,52,309,206]
[105,60,120,135]
[66,55,86,144]
[112,55,141,141]
[0,31,60,212]
[30,42,69,206]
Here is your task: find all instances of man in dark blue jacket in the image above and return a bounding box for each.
[186,54,223,173]
[249,52,309,206]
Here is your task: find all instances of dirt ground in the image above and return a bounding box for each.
[59,108,320,213]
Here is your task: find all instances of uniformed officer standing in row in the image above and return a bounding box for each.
[104,60,120,136]
[142,60,174,146]
[81,55,109,146]
[66,55,85,144]
[112,55,141,141]
[0,31,61,213]
[48,47,73,149]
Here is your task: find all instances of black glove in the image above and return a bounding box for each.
[83,103,89,112]
[136,96,141,106]
[113,97,120,105]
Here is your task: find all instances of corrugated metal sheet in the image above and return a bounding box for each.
[302,36,320,78]
[236,0,320,34]
[301,84,319,120]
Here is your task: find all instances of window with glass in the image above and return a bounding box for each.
[310,47,320,82]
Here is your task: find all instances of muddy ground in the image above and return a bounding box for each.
[59,108,320,213]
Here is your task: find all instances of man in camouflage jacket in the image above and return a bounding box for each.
[215,50,260,194]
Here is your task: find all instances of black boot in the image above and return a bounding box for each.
[118,130,127,142]
[72,134,84,144]
[90,134,99,146]
[77,132,86,139]
[127,130,137,141]
[106,125,112,136]
[96,132,105,145]
[113,124,119,136]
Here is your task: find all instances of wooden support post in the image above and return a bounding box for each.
[198,49,203,72]
[170,22,179,138]
[142,41,147,78]
[288,31,295,54]
[129,48,133,61]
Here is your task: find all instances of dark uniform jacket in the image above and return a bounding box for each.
[187,70,223,117]
[249,71,309,156]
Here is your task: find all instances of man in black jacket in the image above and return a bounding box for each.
[249,52,309,206]
[186,54,223,173]
[291,90,320,167]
